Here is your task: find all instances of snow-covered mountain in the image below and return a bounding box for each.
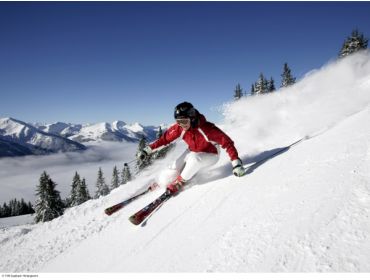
[0,117,86,156]
[36,120,160,143]
[0,117,163,157]
[0,137,33,157]
[1,51,370,272]
[36,122,82,138]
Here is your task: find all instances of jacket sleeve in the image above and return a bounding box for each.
[149,124,182,151]
[206,123,239,161]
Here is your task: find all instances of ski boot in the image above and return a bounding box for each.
[166,175,186,195]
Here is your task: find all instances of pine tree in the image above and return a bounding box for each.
[19,198,27,215]
[28,202,35,214]
[281,63,296,88]
[9,199,17,216]
[111,166,120,190]
[234,83,243,100]
[95,167,109,198]
[76,178,91,205]
[4,203,10,217]
[262,78,269,94]
[1,202,10,217]
[69,172,91,206]
[121,163,132,184]
[267,77,276,93]
[69,172,81,207]
[339,29,368,58]
[34,171,64,223]
[255,73,268,94]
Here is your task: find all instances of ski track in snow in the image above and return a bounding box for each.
[201,109,370,272]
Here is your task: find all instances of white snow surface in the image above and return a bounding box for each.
[0,214,34,229]
[1,52,370,272]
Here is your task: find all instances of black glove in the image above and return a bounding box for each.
[137,150,148,161]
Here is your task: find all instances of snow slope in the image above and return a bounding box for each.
[0,214,34,229]
[1,51,370,273]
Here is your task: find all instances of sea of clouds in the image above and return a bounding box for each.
[0,142,138,204]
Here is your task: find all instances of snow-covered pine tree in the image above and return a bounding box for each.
[34,172,48,222]
[69,172,81,207]
[262,78,269,94]
[95,167,109,198]
[111,165,120,190]
[68,172,90,206]
[121,163,132,184]
[267,77,276,93]
[281,63,296,88]
[34,171,64,223]
[234,83,243,100]
[76,178,91,205]
[254,73,268,94]
[339,29,368,58]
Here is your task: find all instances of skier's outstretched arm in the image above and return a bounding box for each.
[137,124,182,160]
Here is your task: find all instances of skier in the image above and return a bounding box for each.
[138,102,245,195]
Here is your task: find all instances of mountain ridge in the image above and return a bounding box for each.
[0,117,163,158]
[0,117,86,156]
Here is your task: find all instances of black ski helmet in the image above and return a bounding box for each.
[174,102,197,119]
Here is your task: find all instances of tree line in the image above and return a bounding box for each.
[233,28,368,100]
[0,198,35,218]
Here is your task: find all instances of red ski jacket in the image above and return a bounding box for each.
[149,114,239,161]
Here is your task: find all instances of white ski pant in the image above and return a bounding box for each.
[170,149,220,181]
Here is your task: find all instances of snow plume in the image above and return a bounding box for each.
[222,51,370,157]
[0,142,138,204]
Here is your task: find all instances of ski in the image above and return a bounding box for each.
[104,182,159,216]
[129,191,172,225]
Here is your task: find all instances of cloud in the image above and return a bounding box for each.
[0,142,138,204]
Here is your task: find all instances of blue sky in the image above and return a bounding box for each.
[1,2,370,125]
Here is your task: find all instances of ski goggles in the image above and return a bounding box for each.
[176,118,191,126]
